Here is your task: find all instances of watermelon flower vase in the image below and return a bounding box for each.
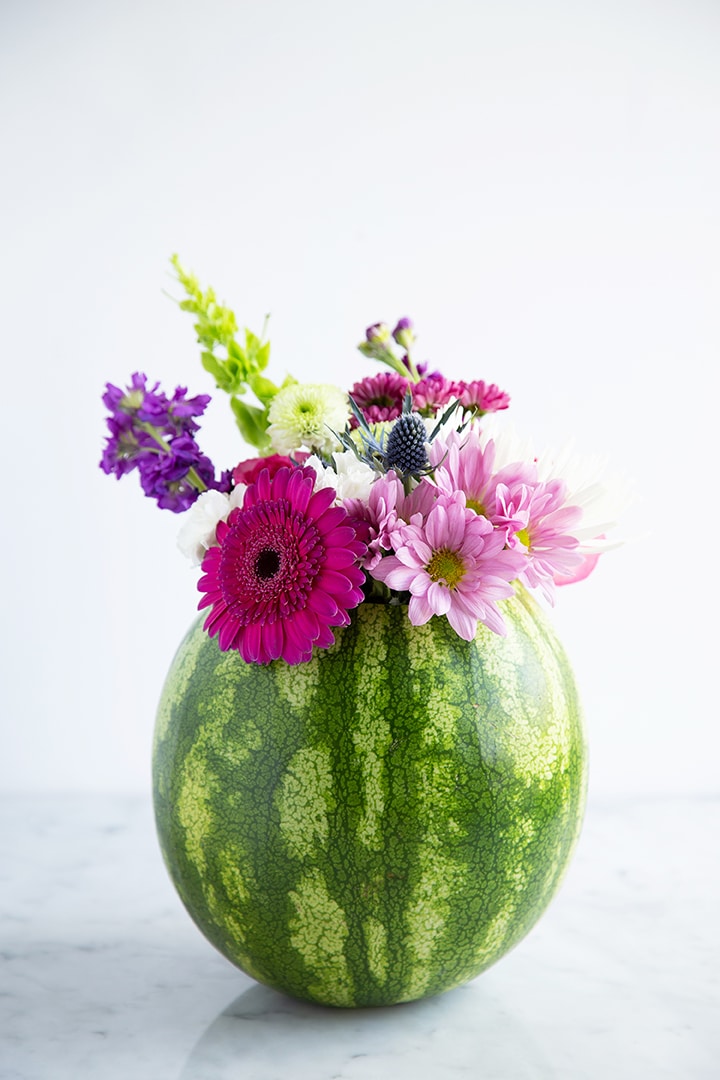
[152,585,587,1008]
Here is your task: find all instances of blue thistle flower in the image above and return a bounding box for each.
[384,413,429,476]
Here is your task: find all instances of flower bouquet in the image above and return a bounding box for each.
[100,259,619,1008]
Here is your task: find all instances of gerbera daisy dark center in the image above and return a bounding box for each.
[255,547,281,579]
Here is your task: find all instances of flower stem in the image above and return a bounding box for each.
[186,467,208,492]
[137,421,174,453]
[404,352,421,383]
[136,421,208,492]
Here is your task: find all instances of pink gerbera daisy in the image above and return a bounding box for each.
[370,491,526,638]
[198,467,367,664]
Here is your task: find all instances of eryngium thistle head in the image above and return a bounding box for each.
[384,413,429,476]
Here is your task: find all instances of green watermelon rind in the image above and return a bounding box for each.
[153,586,587,1008]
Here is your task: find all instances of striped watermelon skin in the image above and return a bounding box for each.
[153,586,586,1007]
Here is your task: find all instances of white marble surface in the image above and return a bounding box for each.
[1,791,718,1080]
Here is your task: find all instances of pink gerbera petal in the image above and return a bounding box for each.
[197,467,367,664]
[261,619,284,662]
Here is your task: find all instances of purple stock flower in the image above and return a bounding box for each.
[100,372,228,512]
[137,437,222,513]
[100,415,142,478]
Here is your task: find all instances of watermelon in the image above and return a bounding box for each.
[152,585,587,1008]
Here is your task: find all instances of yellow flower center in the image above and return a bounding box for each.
[466,497,486,516]
[426,548,466,588]
[516,527,531,548]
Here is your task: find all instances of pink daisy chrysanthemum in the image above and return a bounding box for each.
[370,491,526,638]
[349,371,409,426]
[345,472,438,570]
[410,374,460,416]
[456,380,510,413]
[430,428,498,516]
[430,427,533,524]
[494,479,584,604]
[198,467,367,664]
[342,472,401,570]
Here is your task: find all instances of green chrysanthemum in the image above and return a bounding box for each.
[267,384,350,455]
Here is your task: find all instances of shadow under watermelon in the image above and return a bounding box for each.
[177,977,549,1080]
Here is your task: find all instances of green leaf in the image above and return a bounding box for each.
[201,351,230,387]
[245,328,262,352]
[248,373,280,407]
[256,341,271,371]
[171,255,289,445]
[226,339,247,364]
[230,396,272,453]
[244,329,272,375]
[201,352,243,396]
[171,257,273,386]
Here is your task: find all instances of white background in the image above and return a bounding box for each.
[1,0,718,798]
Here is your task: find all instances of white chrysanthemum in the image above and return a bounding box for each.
[305,452,377,503]
[534,443,633,552]
[422,402,466,439]
[479,418,631,553]
[267,383,350,455]
[478,414,534,468]
[176,487,243,565]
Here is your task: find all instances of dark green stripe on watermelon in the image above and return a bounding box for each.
[153,586,586,1007]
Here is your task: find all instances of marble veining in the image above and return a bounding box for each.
[0,792,718,1079]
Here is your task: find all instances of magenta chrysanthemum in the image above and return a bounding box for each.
[456,380,510,413]
[410,374,460,415]
[345,472,437,570]
[197,467,366,664]
[349,371,409,426]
